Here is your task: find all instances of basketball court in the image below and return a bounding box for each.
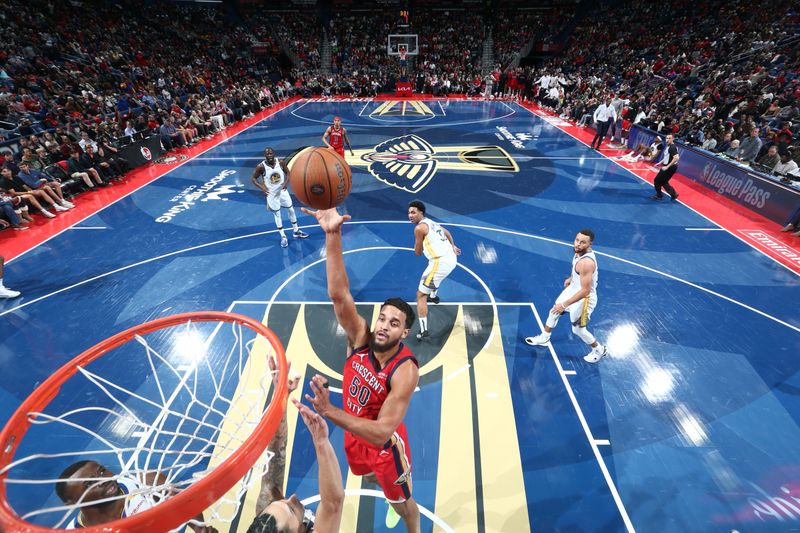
[1,97,799,532]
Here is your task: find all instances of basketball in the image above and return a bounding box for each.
[289,147,352,210]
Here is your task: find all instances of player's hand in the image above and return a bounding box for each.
[300,207,351,234]
[305,374,332,416]
[268,356,301,393]
[563,278,571,288]
[453,245,461,256]
[551,302,566,314]
[293,398,330,441]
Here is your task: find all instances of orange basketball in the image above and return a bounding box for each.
[289,147,352,209]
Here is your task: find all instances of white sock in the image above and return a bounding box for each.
[287,207,298,231]
[430,290,437,298]
[572,325,596,345]
[272,211,285,236]
[419,317,428,332]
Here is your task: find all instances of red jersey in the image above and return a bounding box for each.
[343,343,418,449]
[329,126,344,151]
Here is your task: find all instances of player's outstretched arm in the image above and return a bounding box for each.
[292,399,344,533]
[301,207,370,347]
[305,363,418,447]
[256,357,300,515]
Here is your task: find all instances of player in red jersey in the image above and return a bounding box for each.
[301,206,421,533]
[321,116,354,159]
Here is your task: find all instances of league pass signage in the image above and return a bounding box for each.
[628,125,798,223]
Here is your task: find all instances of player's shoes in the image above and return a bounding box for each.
[293,229,309,239]
[280,235,288,248]
[385,501,401,529]
[0,286,21,299]
[583,344,608,363]
[524,333,550,346]
[416,330,430,341]
[427,295,440,304]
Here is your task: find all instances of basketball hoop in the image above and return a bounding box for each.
[0,312,288,533]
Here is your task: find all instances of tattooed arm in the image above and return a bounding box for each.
[255,357,299,516]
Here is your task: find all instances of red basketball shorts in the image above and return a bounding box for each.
[345,428,413,503]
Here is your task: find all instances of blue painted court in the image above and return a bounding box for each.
[1,99,799,532]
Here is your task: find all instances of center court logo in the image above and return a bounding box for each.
[155,170,242,222]
[351,134,519,193]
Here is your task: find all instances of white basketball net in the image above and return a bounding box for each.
[0,319,280,531]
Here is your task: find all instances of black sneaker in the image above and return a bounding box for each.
[416,330,430,340]
[427,295,440,304]
[649,195,663,201]
[670,193,679,202]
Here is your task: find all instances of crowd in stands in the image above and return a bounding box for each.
[2,0,800,236]
[274,11,322,71]
[328,11,398,77]
[514,0,800,181]
[492,7,575,68]
[413,10,484,94]
[0,0,297,234]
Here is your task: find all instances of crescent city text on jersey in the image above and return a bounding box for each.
[346,359,386,415]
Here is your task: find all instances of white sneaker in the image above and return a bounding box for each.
[40,209,56,218]
[61,200,75,208]
[53,203,68,212]
[584,344,608,363]
[280,235,288,248]
[524,333,551,346]
[0,286,21,299]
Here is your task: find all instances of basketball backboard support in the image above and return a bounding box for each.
[388,34,418,56]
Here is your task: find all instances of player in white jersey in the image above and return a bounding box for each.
[55,460,216,531]
[408,200,460,340]
[524,229,608,363]
[251,147,309,248]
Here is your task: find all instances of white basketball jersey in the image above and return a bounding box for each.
[421,218,455,260]
[261,160,286,197]
[569,251,598,294]
[66,476,154,529]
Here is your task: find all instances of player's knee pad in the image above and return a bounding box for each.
[545,312,561,329]
[571,324,595,345]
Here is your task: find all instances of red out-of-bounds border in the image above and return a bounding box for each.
[0,97,301,262]
[515,100,800,274]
